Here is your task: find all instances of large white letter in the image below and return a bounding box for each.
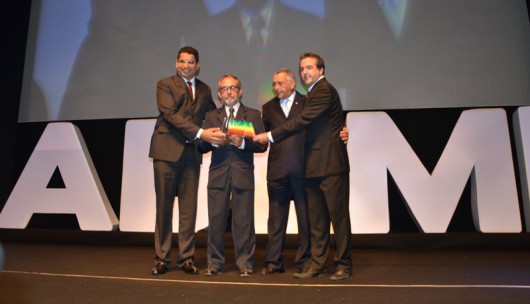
[119,119,211,232]
[119,119,274,233]
[348,108,521,233]
[0,123,118,231]
[513,106,530,232]
[118,119,157,232]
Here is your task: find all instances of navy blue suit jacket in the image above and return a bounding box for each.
[262,91,306,181]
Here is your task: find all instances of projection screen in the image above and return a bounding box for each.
[19,0,530,122]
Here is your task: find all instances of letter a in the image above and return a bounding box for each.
[0,123,118,231]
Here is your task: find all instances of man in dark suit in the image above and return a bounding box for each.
[198,74,268,277]
[149,46,226,275]
[254,53,352,281]
[260,68,310,275]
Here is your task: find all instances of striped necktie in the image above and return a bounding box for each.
[187,81,194,100]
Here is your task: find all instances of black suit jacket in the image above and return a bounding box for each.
[271,78,349,178]
[198,104,268,190]
[149,75,216,162]
[262,91,306,181]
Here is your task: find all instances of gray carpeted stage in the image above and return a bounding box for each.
[1,232,530,303]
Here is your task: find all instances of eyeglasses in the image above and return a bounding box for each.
[272,81,289,87]
[219,85,240,92]
[178,59,196,64]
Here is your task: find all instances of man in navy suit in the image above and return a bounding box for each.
[149,46,226,275]
[260,69,311,275]
[254,53,352,281]
[198,74,268,277]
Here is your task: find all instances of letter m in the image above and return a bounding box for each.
[347,108,521,233]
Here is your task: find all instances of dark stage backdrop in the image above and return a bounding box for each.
[1,1,31,208]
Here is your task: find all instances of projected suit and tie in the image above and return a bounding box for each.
[17,0,530,122]
[187,0,327,106]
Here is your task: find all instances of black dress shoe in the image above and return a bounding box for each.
[240,269,253,277]
[293,267,326,279]
[151,261,168,275]
[261,267,285,275]
[180,261,199,274]
[205,268,221,276]
[330,269,351,281]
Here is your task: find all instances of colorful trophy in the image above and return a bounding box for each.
[227,119,256,137]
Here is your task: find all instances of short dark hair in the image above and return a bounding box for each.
[300,52,325,74]
[178,46,199,63]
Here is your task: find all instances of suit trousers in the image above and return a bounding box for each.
[264,175,311,270]
[207,178,256,272]
[306,173,352,272]
[153,145,199,264]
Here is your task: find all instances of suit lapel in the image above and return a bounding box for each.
[172,75,195,105]
[271,98,285,118]
[194,79,207,102]
[236,104,246,121]
[217,107,227,122]
[194,80,202,102]
[172,75,186,92]
[288,92,305,118]
[308,78,326,98]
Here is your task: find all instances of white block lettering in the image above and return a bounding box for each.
[0,123,118,231]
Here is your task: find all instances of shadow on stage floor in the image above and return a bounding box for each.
[1,231,530,303]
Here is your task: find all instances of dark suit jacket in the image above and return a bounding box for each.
[271,78,349,178]
[262,91,306,181]
[149,75,216,162]
[198,104,268,190]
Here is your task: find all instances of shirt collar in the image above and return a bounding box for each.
[282,91,296,104]
[181,76,196,86]
[307,76,325,92]
[225,102,241,115]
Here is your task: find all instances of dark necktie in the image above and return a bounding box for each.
[229,107,235,121]
[187,81,194,100]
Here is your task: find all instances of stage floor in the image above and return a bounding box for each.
[1,242,530,303]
